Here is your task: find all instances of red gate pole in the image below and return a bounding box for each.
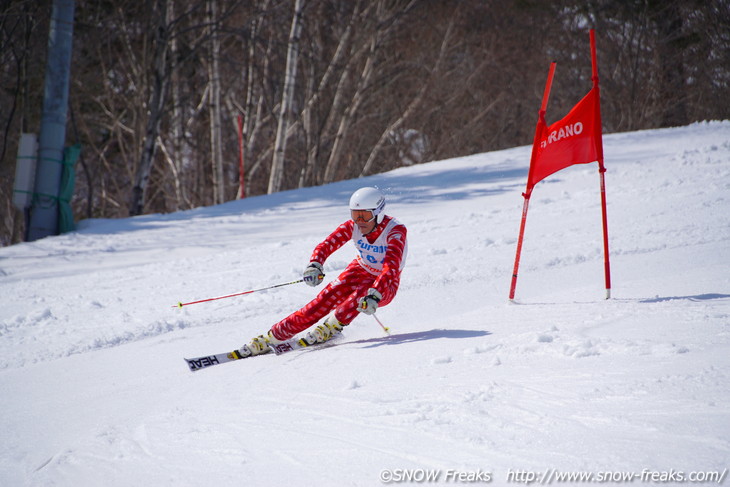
[590,29,611,299]
[509,62,556,300]
[509,195,531,300]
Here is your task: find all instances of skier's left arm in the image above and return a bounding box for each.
[371,224,407,296]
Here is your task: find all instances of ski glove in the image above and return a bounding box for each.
[357,288,382,315]
[303,262,324,287]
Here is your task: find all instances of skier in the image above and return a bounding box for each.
[239,187,408,357]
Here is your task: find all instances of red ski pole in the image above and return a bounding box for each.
[173,278,307,308]
[372,313,391,335]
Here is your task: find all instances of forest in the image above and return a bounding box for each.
[1,0,728,245]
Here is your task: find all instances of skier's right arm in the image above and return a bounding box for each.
[310,220,353,265]
[303,221,353,287]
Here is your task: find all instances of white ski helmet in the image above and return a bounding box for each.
[349,187,386,223]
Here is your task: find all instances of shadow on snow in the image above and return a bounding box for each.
[640,293,730,303]
[348,328,491,349]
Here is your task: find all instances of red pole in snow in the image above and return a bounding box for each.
[590,29,611,299]
[509,62,556,301]
[509,196,531,301]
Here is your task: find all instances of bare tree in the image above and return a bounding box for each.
[297,0,367,187]
[2,0,729,246]
[163,0,189,210]
[129,0,172,216]
[268,0,305,194]
[207,0,225,204]
[360,11,456,177]
[0,1,48,244]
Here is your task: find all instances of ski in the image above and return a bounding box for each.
[184,350,246,372]
[269,337,313,355]
[184,337,318,372]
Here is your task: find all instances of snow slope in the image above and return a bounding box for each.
[1,122,728,486]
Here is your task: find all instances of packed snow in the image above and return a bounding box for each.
[1,122,728,486]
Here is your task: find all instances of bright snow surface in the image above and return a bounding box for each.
[1,122,728,486]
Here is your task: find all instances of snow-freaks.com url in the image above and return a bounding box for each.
[506,468,728,484]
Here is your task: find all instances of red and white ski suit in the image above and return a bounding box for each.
[270,215,408,340]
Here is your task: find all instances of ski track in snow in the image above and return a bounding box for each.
[0,122,729,486]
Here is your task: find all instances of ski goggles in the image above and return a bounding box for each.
[351,209,376,223]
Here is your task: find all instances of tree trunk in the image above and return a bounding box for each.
[360,14,455,177]
[652,1,689,127]
[242,0,271,197]
[130,0,171,216]
[299,0,365,187]
[168,0,188,210]
[208,0,225,204]
[322,37,376,184]
[268,0,305,194]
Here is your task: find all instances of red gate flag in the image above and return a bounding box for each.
[509,29,611,301]
[526,86,603,195]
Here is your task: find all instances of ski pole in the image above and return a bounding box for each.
[372,313,391,335]
[173,278,306,308]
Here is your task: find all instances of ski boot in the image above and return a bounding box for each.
[239,330,283,357]
[304,315,347,345]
